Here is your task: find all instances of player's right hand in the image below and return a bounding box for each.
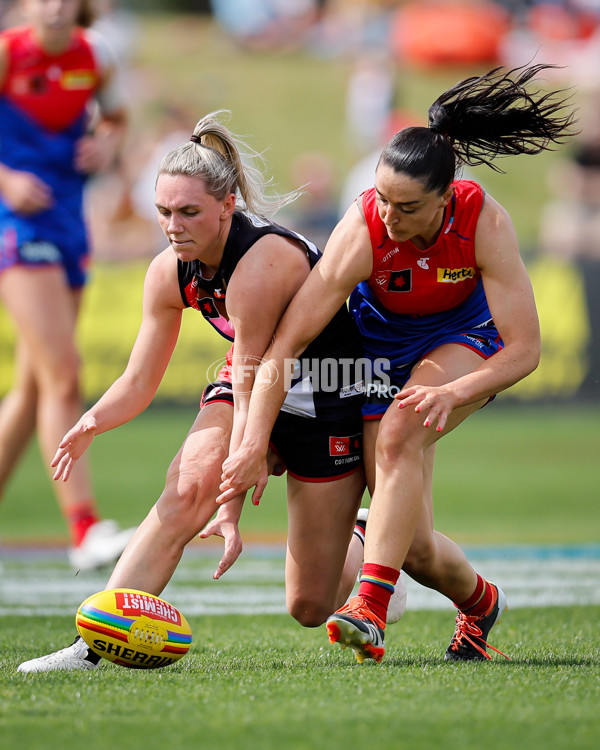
[199,511,243,580]
[51,419,97,482]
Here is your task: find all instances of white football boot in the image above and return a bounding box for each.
[17,637,100,673]
[355,507,408,624]
[68,520,136,571]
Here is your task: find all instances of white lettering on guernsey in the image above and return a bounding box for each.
[20,242,61,263]
[334,456,360,466]
[381,246,400,263]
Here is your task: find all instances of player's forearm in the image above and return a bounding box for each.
[239,356,290,455]
[95,111,127,157]
[80,373,157,436]
[451,341,540,406]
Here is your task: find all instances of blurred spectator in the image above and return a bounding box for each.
[306,0,397,58]
[345,53,395,153]
[284,151,339,251]
[500,1,600,75]
[210,0,320,51]
[339,108,420,218]
[129,104,196,252]
[537,88,600,398]
[92,0,140,68]
[86,103,196,259]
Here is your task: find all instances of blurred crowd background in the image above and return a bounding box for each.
[1,0,599,403]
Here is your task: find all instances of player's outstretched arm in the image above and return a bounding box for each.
[52,250,184,481]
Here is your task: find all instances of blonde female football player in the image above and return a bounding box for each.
[18,110,378,672]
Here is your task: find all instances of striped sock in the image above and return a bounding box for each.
[454,575,496,617]
[358,562,400,623]
[353,516,367,546]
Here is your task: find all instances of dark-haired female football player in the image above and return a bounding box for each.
[218,64,577,664]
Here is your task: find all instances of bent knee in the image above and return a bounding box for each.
[158,470,218,526]
[376,420,426,466]
[287,596,331,628]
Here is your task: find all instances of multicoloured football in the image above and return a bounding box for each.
[76,588,192,669]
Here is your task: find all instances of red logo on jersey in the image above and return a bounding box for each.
[387,269,412,292]
[329,434,362,456]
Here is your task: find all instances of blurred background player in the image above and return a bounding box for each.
[0,0,132,569]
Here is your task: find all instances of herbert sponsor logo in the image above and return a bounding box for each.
[115,591,181,625]
[92,639,176,668]
[62,70,96,90]
[437,267,475,283]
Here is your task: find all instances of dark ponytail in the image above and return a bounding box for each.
[379,64,578,194]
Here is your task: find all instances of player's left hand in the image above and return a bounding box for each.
[74,133,117,174]
[395,383,458,433]
[217,446,269,507]
[198,509,243,579]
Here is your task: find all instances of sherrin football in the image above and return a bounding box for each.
[76,588,192,669]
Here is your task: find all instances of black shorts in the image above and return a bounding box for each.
[200,381,363,482]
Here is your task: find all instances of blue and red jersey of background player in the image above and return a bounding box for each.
[0,25,103,284]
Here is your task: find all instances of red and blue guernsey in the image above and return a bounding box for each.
[350,180,504,417]
[0,25,102,287]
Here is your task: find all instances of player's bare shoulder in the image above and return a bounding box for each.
[143,247,184,309]
[321,200,373,287]
[475,192,519,270]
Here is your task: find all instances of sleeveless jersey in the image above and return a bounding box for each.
[0,25,103,280]
[350,179,502,405]
[362,180,484,315]
[178,211,364,421]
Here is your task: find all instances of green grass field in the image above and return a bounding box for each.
[1,405,598,750]
[2,608,599,750]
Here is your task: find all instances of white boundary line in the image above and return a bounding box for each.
[1,545,599,616]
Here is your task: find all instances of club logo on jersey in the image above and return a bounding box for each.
[437,267,475,283]
[329,434,362,457]
[417,257,430,270]
[387,269,412,292]
[198,297,220,319]
[213,288,226,299]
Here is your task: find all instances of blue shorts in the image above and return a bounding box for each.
[350,279,504,419]
[0,231,89,289]
[200,380,363,481]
